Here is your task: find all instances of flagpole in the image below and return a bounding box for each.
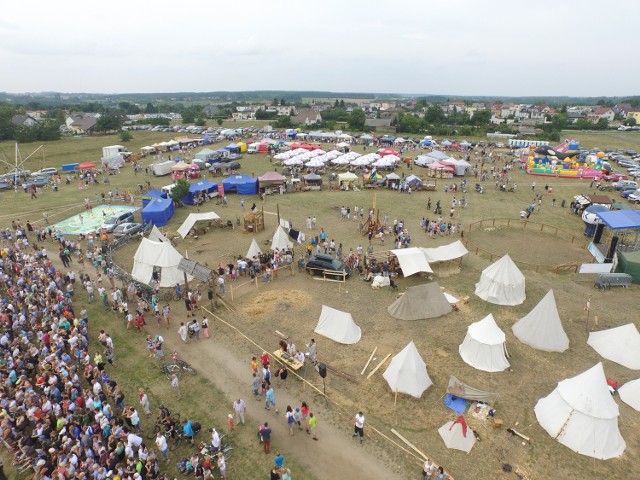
[585,297,591,333]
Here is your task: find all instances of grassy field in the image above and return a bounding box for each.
[2,133,639,479]
[560,130,640,151]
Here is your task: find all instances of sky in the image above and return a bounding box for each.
[2,0,639,97]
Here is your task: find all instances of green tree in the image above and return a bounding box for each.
[625,117,637,126]
[425,105,446,125]
[95,115,123,133]
[194,117,206,127]
[595,118,609,130]
[145,102,158,114]
[216,118,223,127]
[120,131,133,142]
[274,116,294,128]
[169,179,191,205]
[551,113,568,131]
[182,110,195,124]
[471,109,492,126]
[347,108,366,130]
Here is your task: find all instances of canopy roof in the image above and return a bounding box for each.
[446,375,497,403]
[385,172,401,180]
[619,379,640,412]
[132,238,192,288]
[587,323,640,369]
[171,161,190,171]
[177,212,220,238]
[459,314,510,372]
[596,209,640,229]
[390,247,433,276]
[475,254,526,306]
[259,171,286,185]
[303,172,322,181]
[534,363,625,459]
[314,306,361,344]
[382,341,433,398]
[77,162,96,169]
[141,197,174,227]
[337,172,358,182]
[420,240,468,263]
[438,416,476,453]
[387,283,452,320]
[512,290,569,352]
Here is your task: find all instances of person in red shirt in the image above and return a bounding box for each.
[260,352,269,368]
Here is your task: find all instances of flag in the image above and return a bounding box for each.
[584,300,590,312]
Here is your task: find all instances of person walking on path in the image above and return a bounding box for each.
[293,407,303,430]
[265,385,277,412]
[308,338,317,365]
[252,373,261,400]
[171,373,180,399]
[261,422,272,453]
[162,304,171,328]
[178,322,188,343]
[306,412,318,440]
[274,452,285,469]
[139,388,151,416]
[201,317,209,338]
[190,319,201,340]
[285,406,295,436]
[155,431,169,462]
[353,411,365,444]
[233,398,246,425]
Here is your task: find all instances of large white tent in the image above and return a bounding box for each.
[459,314,510,372]
[270,226,293,251]
[512,290,569,352]
[314,306,361,344]
[419,240,468,263]
[619,379,640,412]
[148,225,169,243]
[382,341,433,398]
[390,247,433,276]
[438,416,476,453]
[387,283,452,320]
[587,324,640,370]
[534,363,626,460]
[474,254,525,306]
[131,238,192,288]
[177,212,221,238]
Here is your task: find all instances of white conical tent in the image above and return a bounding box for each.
[459,314,510,372]
[438,415,476,453]
[246,238,262,259]
[512,290,569,352]
[534,363,626,460]
[382,341,433,398]
[270,226,293,251]
[474,254,525,305]
[587,324,640,370]
[314,306,361,345]
[131,238,192,288]
[619,379,640,412]
[148,225,169,243]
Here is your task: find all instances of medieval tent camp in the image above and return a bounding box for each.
[619,379,640,412]
[459,314,510,372]
[314,306,362,345]
[587,324,640,370]
[420,240,468,264]
[131,238,192,288]
[382,341,433,398]
[512,290,569,353]
[222,175,259,195]
[246,238,262,259]
[445,375,497,414]
[534,363,626,460]
[387,283,452,320]
[474,254,525,306]
[438,416,476,453]
[271,226,293,251]
[141,197,174,227]
[177,212,221,238]
[390,248,433,277]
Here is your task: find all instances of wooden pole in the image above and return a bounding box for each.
[390,429,429,461]
[277,204,280,227]
[367,353,391,379]
[394,390,398,406]
[360,347,378,375]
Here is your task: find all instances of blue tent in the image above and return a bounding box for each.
[141,189,167,207]
[222,175,258,195]
[141,197,174,227]
[225,143,241,152]
[182,180,218,205]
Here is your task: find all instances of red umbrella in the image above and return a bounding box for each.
[378,148,400,156]
[77,162,96,169]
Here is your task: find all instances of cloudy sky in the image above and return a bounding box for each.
[2,0,638,96]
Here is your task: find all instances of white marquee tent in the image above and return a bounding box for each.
[131,238,192,288]
[587,324,640,370]
[270,226,293,251]
[382,341,433,398]
[534,363,626,460]
[177,212,221,238]
[619,379,640,412]
[390,247,433,277]
[459,314,510,372]
[474,254,525,305]
[246,238,262,259]
[314,306,362,344]
[438,416,476,453]
[419,240,468,263]
[512,290,569,352]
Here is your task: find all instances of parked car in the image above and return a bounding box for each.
[112,222,143,237]
[603,171,628,182]
[612,180,638,191]
[102,212,135,232]
[305,254,349,279]
[33,167,58,176]
[628,191,640,203]
[27,175,51,188]
[620,187,639,198]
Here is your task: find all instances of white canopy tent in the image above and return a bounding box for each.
[587,324,640,370]
[131,238,192,288]
[246,238,262,259]
[390,247,433,277]
[314,306,361,344]
[177,212,221,238]
[534,363,626,460]
[619,379,640,412]
[419,240,468,263]
[512,290,569,352]
[474,254,525,306]
[271,226,293,251]
[382,341,433,398]
[438,416,476,453]
[459,314,510,372]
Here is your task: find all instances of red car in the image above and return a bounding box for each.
[603,172,629,182]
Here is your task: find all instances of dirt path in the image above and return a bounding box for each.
[177,331,400,480]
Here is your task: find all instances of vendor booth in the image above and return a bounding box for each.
[182,180,218,205]
[222,175,259,195]
[141,197,174,227]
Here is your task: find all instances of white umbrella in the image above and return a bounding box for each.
[331,157,350,165]
[351,157,373,166]
[305,159,325,168]
[283,158,303,166]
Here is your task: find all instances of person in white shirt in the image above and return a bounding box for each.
[233,398,246,425]
[155,432,169,461]
[211,428,221,452]
[353,411,365,444]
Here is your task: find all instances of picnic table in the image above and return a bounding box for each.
[272,350,304,371]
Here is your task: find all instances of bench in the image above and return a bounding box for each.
[594,273,632,291]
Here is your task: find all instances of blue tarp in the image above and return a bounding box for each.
[222,175,258,195]
[225,143,241,152]
[141,189,167,207]
[596,209,640,230]
[444,394,468,415]
[182,180,218,205]
[141,197,174,227]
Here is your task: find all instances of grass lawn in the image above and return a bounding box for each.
[2,133,639,479]
[560,130,640,151]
